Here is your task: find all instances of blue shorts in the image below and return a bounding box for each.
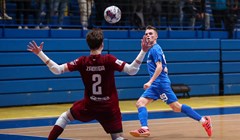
[141,82,178,104]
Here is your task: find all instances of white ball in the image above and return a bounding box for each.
[104,5,121,24]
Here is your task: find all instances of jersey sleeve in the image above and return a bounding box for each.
[67,57,82,72]
[107,54,126,72]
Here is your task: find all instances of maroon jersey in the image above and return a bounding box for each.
[67,54,126,111]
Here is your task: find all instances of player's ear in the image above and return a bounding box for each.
[100,42,104,50]
[155,32,158,39]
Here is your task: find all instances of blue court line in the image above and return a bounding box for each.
[0,106,239,130]
[0,106,239,140]
[124,106,240,121]
[0,134,68,140]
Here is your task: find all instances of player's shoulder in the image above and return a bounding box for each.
[77,55,87,61]
[154,43,161,48]
[104,53,115,57]
[102,54,116,59]
[153,43,163,50]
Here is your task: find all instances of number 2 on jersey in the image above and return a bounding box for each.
[92,74,102,95]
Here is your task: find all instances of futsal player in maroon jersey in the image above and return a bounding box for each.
[27,28,152,140]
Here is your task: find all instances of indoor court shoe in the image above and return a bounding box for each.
[129,128,150,137]
[202,116,212,137]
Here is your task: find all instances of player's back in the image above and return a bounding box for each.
[67,54,126,110]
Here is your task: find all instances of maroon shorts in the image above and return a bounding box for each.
[70,100,123,134]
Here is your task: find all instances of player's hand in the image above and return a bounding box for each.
[143,81,152,90]
[141,35,153,52]
[27,41,44,55]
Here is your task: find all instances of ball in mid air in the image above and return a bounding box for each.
[104,5,121,24]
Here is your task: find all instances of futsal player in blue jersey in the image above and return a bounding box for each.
[129,25,212,138]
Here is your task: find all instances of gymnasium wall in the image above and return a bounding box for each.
[221,40,240,95]
[0,29,239,107]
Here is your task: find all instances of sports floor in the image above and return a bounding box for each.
[0,95,240,140]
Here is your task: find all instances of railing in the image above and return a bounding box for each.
[0,0,239,32]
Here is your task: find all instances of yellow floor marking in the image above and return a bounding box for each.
[0,95,239,120]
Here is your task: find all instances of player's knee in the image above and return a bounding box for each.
[136,97,150,108]
[169,102,182,112]
[136,101,144,108]
[172,107,181,112]
[55,112,71,128]
[66,110,74,121]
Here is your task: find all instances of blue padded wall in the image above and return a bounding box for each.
[0,28,2,38]
[108,39,220,98]
[158,39,220,50]
[221,40,240,95]
[0,33,234,107]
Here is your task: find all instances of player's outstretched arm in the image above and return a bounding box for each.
[27,41,68,75]
[123,35,153,75]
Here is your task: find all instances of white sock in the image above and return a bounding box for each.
[199,117,206,123]
[115,137,125,140]
[141,126,149,130]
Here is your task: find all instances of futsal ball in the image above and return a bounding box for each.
[104,5,121,24]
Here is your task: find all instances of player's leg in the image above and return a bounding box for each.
[129,97,153,137]
[163,85,202,121]
[98,108,127,140]
[169,101,212,137]
[167,86,212,137]
[48,100,93,140]
[48,110,74,140]
[169,101,203,120]
[182,103,214,137]
[136,97,153,129]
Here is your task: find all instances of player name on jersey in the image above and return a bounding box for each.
[86,66,105,71]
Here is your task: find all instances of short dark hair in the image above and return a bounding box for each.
[146,25,158,35]
[86,28,104,50]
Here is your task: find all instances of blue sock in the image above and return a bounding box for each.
[181,104,202,121]
[138,107,148,127]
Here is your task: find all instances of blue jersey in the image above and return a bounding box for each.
[142,43,178,104]
[147,43,170,84]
